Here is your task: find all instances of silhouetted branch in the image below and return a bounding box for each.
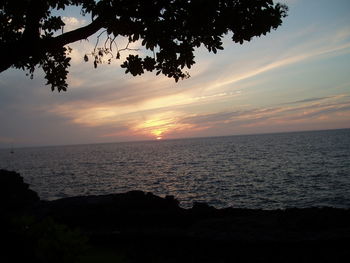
[1,17,104,74]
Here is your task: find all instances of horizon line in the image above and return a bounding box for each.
[2,127,349,150]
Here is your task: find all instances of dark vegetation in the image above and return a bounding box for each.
[1,0,287,91]
[1,169,350,262]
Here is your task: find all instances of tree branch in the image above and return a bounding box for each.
[0,17,105,73]
[51,16,104,47]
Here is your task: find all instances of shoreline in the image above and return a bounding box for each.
[32,191,350,262]
[2,169,350,262]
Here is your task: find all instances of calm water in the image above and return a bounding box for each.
[1,129,350,209]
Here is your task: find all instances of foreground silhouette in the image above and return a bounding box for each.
[2,170,349,262]
[1,0,288,91]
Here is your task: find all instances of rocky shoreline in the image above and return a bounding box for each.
[2,169,350,262]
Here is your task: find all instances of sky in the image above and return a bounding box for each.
[1,0,350,148]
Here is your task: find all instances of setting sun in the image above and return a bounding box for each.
[1,1,350,261]
[131,112,179,140]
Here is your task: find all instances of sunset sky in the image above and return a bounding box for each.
[1,0,350,148]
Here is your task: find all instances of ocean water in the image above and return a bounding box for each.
[1,129,350,209]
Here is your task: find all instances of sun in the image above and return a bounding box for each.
[134,113,186,141]
[151,128,166,140]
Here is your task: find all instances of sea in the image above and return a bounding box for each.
[1,129,350,209]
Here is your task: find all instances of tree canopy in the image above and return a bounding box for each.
[0,0,288,91]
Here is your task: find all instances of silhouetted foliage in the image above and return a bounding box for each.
[0,0,288,91]
[10,216,89,263]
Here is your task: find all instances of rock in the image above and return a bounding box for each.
[0,169,39,211]
[42,190,184,230]
[2,169,350,262]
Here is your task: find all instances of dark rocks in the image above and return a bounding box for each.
[38,191,350,245]
[2,169,350,262]
[0,169,39,211]
[41,190,184,231]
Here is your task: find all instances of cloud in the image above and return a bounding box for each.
[1,1,350,147]
[279,0,300,4]
[206,42,350,91]
[172,94,350,136]
[62,16,86,32]
[282,97,330,105]
[189,22,350,95]
[281,103,350,121]
[51,16,350,131]
[62,9,350,106]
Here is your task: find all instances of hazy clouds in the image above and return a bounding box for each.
[1,0,350,147]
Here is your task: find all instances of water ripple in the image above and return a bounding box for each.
[1,129,350,209]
